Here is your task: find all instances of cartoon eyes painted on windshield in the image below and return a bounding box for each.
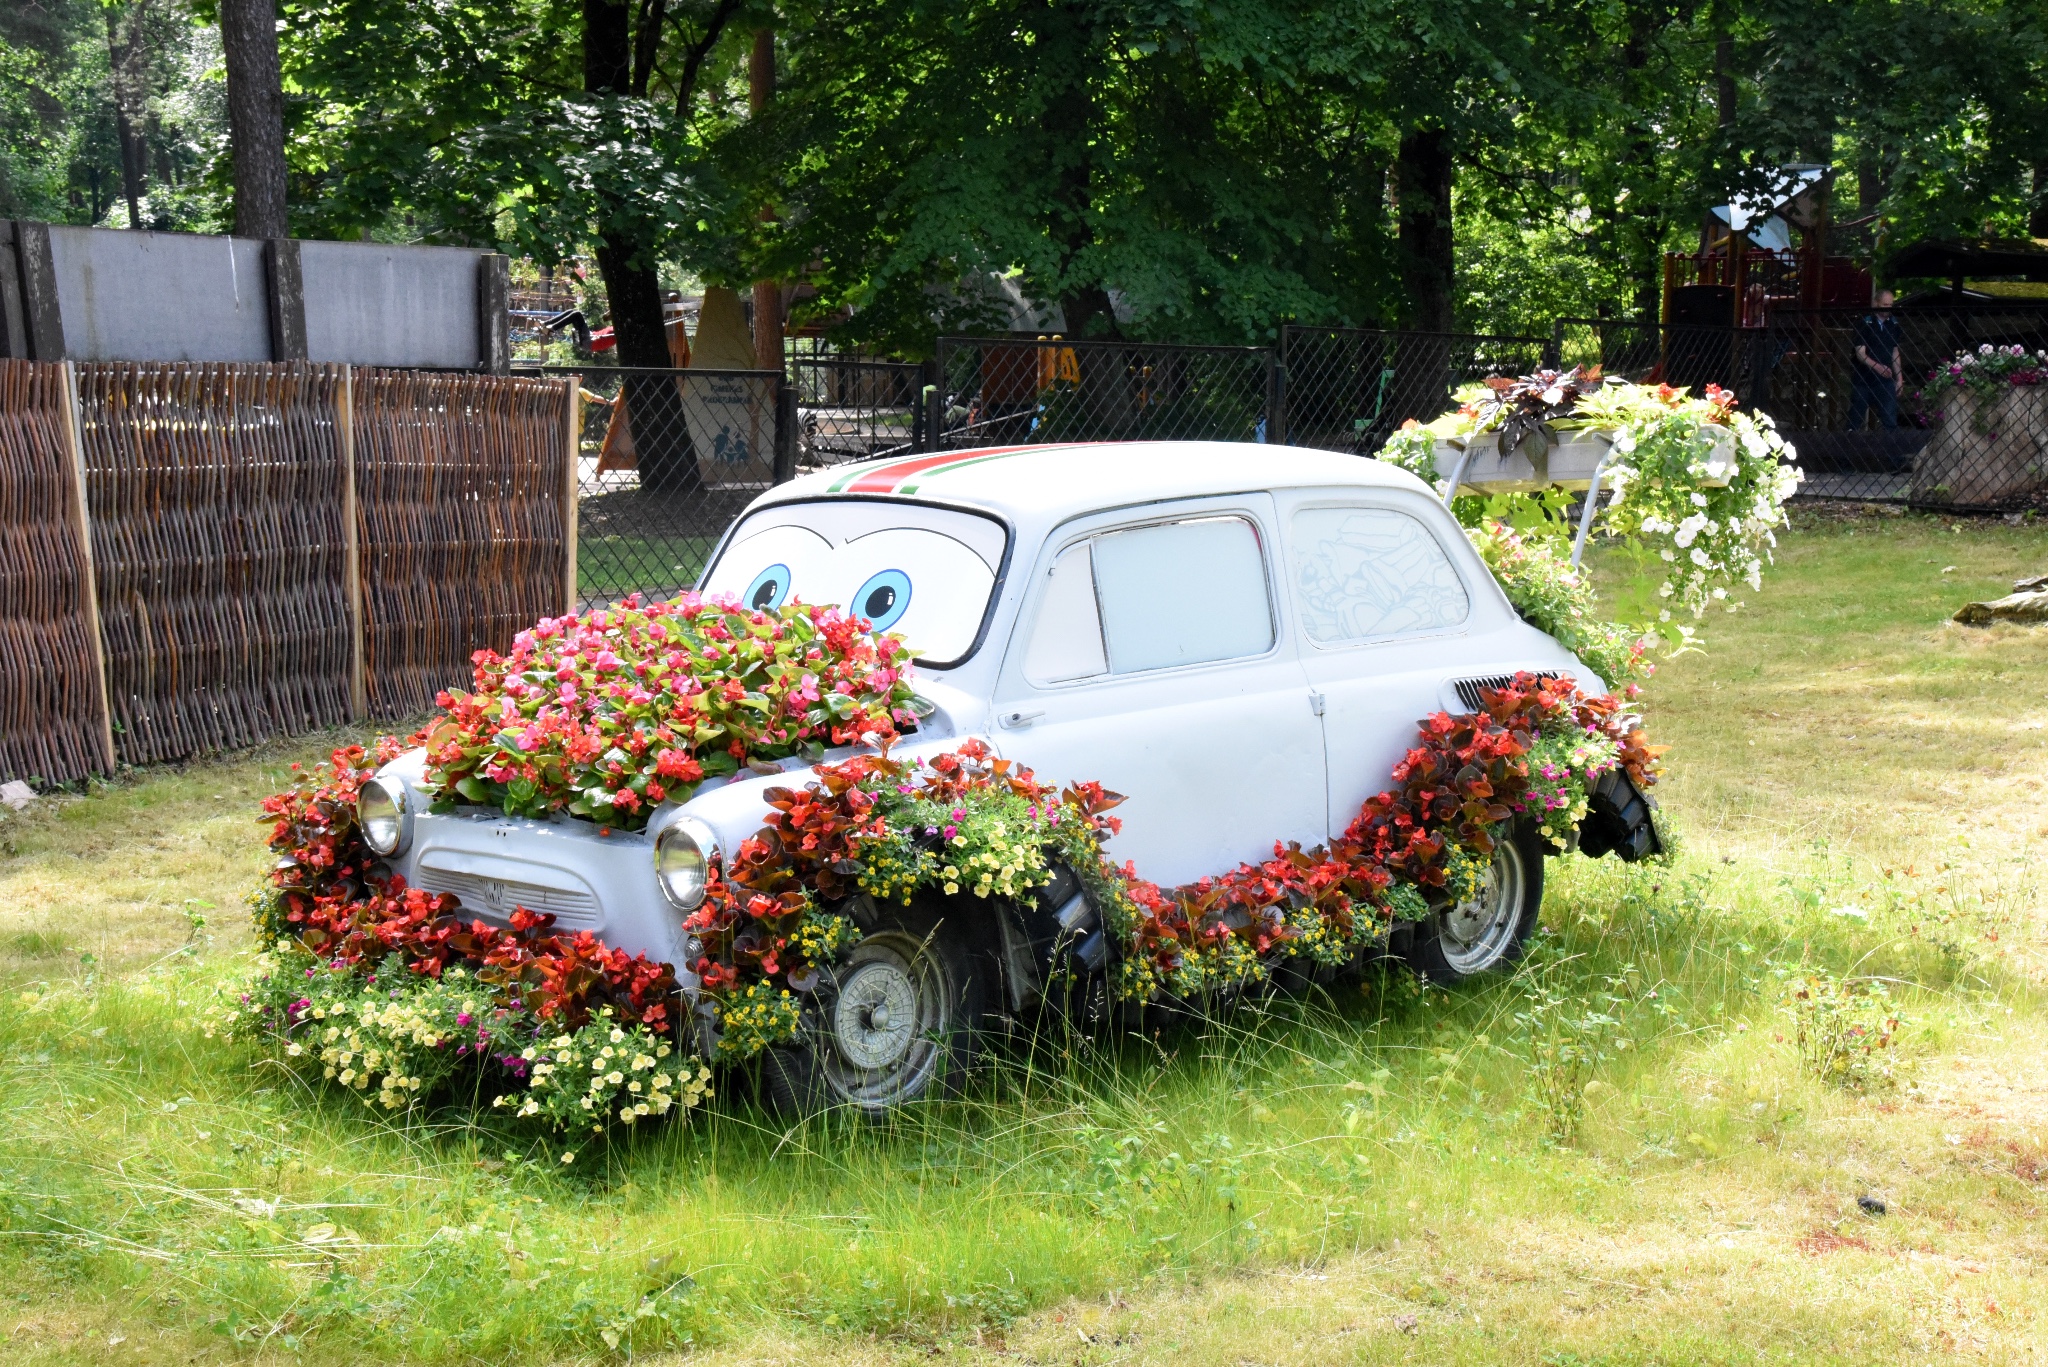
[853,569,912,631]
[745,564,791,611]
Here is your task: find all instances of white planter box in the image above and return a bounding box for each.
[1432,428,1734,494]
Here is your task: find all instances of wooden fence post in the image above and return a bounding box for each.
[563,376,581,615]
[341,366,366,718]
[57,361,116,773]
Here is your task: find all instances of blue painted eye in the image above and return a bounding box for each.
[853,569,912,631]
[745,564,790,611]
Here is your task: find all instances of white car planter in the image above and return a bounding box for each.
[360,442,1661,1111]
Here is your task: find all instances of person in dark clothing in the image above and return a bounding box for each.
[1848,291,1903,430]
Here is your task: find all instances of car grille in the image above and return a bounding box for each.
[1452,674,1520,712]
[413,869,603,930]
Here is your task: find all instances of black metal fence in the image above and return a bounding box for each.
[517,364,791,610]
[931,336,1276,448]
[784,343,926,465]
[521,304,2048,609]
[1547,306,2048,508]
[1763,305,2048,508]
[926,328,1549,455]
[1281,326,1547,453]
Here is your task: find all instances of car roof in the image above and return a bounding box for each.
[755,441,1429,524]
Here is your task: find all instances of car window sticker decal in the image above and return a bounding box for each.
[1291,506,1471,642]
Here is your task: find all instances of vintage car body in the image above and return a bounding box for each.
[365,441,1643,1104]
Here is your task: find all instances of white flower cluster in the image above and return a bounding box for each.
[1579,386,1802,628]
[499,1011,712,1133]
[304,969,489,1110]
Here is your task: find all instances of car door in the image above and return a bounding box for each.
[1275,488,1493,838]
[990,494,1326,889]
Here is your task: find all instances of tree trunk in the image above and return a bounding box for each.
[104,6,149,229]
[1395,127,1454,333]
[749,28,784,372]
[1715,34,1736,127]
[1859,143,1887,216]
[583,0,697,494]
[219,0,288,238]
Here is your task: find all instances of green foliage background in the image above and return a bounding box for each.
[1,0,2044,342]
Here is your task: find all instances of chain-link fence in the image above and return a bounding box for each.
[1280,326,1547,454]
[1547,308,2048,509]
[519,307,2047,616]
[932,336,1276,448]
[519,365,792,610]
[1762,304,2048,509]
[785,342,926,465]
[1547,318,1777,396]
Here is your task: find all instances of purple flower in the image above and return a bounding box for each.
[456,1012,472,1027]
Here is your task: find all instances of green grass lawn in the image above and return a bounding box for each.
[578,533,721,602]
[1,510,2044,1364]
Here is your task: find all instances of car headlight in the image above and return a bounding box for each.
[654,817,721,911]
[358,776,410,856]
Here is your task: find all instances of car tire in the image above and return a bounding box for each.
[1402,822,1546,983]
[761,899,986,1118]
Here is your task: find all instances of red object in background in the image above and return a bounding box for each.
[589,327,616,353]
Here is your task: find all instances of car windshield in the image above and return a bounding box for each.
[698,499,1009,666]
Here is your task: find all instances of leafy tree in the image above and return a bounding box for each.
[277,0,755,371]
[737,0,1420,352]
[1,0,223,227]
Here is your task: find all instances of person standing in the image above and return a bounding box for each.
[1849,291,1904,430]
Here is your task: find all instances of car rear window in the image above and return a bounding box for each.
[1290,506,1470,642]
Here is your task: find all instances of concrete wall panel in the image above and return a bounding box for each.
[48,227,271,362]
[301,241,480,368]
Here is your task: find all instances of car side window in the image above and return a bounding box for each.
[1021,541,1107,683]
[1290,506,1470,643]
[1024,515,1274,683]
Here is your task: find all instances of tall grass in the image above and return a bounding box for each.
[1,510,2043,1361]
[0,841,2026,1361]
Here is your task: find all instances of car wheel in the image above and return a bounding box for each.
[1402,823,1545,983]
[762,902,984,1117]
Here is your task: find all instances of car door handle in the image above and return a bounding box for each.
[997,709,1044,729]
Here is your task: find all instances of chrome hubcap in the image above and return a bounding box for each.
[832,959,920,1071]
[1438,839,1526,974]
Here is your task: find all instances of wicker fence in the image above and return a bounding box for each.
[0,361,574,784]
[355,370,576,717]
[0,361,112,784]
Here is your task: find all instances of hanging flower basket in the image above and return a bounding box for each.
[1430,428,1736,494]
